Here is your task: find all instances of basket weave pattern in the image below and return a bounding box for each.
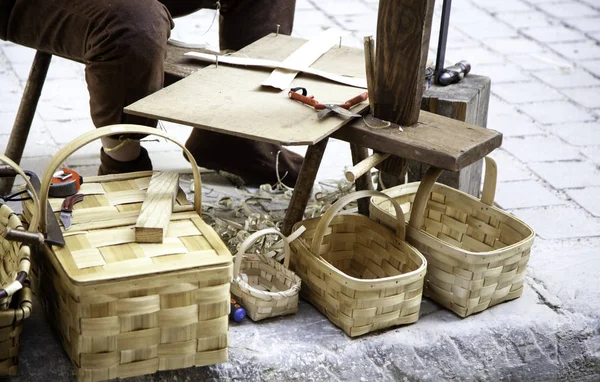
[231,228,302,321]
[21,126,233,381]
[291,191,427,337]
[0,155,35,377]
[371,158,535,317]
[32,249,230,381]
[0,205,33,377]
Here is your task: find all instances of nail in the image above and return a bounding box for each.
[276,24,281,36]
[215,55,219,68]
[339,37,342,48]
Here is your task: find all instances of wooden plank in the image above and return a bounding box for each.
[135,172,180,243]
[125,34,368,146]
[333,110,502,171]
[374,0,435,126]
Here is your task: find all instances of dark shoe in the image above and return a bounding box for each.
[98,147,153,175]
[184,129,303,187]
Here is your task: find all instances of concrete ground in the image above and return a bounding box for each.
[2,0,600,380]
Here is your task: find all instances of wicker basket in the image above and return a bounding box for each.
[290,190,427,337]
[231,227,304,321]
[370,157,535,317]
[21,125,233,382]
[0,155,37,376]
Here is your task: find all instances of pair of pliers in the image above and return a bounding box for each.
[288,87,368,120]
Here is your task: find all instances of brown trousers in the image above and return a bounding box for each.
[1,0,295,128]
[0,0,302,185]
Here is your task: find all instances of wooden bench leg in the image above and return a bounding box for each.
[0,51,52,195]
[349,143,373,216]
[282,138,329,236]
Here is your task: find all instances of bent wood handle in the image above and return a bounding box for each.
[345,152,390,182]
[408,156,498,230]
[38,124,203,234]
[310,190,406,254]
[233,226,306,277]
[0,155,41,232]
[233,228,289,278]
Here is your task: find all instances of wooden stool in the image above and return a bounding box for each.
[0,43,211,195]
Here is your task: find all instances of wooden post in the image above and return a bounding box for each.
[349,144,375,215]
[409,74,491,197]
[373,0,435,126]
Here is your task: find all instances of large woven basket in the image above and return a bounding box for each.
[370,157,535,317]
[0,155,37,376]
[231,227,304,321]
[290,190,427,337]
[21,125,233,382]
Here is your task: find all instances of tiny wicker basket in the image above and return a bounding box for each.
[230,227,304,321]
[370,157,535,317]
[290,190,427,337]
[0,155,36,377]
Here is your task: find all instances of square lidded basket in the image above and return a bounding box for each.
[21,125,233,382]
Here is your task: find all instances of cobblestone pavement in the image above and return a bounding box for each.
[2,0,600,380]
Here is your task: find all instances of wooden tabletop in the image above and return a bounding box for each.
[125,34,369,146]
[128,34,502,171]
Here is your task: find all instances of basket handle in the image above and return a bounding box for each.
[37,124,202,234]
[233,226,306,278]
[408,156,498,230]
[0,155,41,232]
[310,190,406,254]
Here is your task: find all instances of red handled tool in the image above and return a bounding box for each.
[50,168,83,198]
[59,193,84,231]
[288,87,368,120]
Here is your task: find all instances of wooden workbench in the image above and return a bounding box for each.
[126,34,502,235]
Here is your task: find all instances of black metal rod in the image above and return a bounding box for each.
[435,0,452,82]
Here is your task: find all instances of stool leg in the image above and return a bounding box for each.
[0,51,52,195]
[350,143,374,216]
[282,138,329,236]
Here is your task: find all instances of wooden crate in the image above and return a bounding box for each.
[21,125,233,381]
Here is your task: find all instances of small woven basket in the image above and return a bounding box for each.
[0,155,37,376]
[231,227,304,321]
[370,157,535,317]
[290,190,427,337]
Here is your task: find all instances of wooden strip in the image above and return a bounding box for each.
[86,228,135,248]
[135,172,179,243]
[184,51,367,89]
[140,237,188,258]
[71,248,107,270]
[262,28,347,90]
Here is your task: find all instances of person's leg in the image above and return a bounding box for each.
[184,0,304,187]
[4,0,174,173]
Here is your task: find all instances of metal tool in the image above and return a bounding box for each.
[435,0,452,84]
[60,193,84,231]
[288,87,368,120]
[438,60,471,86]
[0,165,65,246]
[50,168,83,198]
